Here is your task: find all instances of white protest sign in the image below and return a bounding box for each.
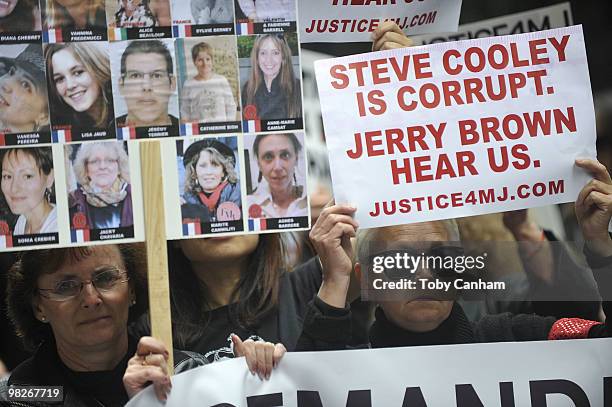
[127,338,612,406]
[298,0,462,43]
[411,2,573,45]
[314,25,596,229]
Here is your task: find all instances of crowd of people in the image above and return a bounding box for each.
[0,19,610,407]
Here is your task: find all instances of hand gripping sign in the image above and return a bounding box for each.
[314,25,596,229]
[126,339,612,406]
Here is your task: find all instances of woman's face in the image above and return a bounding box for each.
[33,245,133,350]
[1,150,53,217]
[194,50,213,80]
[256,134,297,193]
[195,150,224,193]
[257,37,282,80]
[86,146,120,190]
[0,67,48,132]
[52,49,101,115]
[0,0,18,18]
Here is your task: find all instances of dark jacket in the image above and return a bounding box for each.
[297,249,611,351]
[241,76,302,121]
[69,185,133,230]
[0,335,206,407]
[181,182,242,224]
[131,257,323,360]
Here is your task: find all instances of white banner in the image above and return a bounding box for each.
[298,0,462,43]
[314,25,596,229]
[411,2,573,45]
[127,338,612,406]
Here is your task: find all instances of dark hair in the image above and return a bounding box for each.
[0,0,37,32]
[253,132,302,159]
[0,147,53,176]
[1,147,55,204]
[6,243,148,351]
[120,40,174,78]
[168,235,285,349]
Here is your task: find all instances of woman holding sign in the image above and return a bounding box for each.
[0,147,56,235]
[45,42,115,137]
[0,243,212,405]
[181,138,241,224]
[241,34,301,121]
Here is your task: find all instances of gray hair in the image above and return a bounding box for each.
[355,220,461,264]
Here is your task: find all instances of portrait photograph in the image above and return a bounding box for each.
[0,43,51,144]
[237,32,303,132]
[110,38,179,138]
[41,0,107,39]
[0,0,42,37]
[244,131,309,224]
[176,36,240,134]
[65,140,135,241]
[0,146,58,247]
[44,41,116,141]
[177,135,244,235]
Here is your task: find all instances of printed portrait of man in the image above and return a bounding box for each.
[116,39,178,128]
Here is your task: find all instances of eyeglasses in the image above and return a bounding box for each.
[122,70,172,86]
[38,267,130,301]
[87,158,119,167]
[87,158,118,167]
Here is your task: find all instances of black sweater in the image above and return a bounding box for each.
[297,249,610,351]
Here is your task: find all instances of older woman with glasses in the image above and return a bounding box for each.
[0,244,285,405]
[0,244,172,406]
[68,141,133,230]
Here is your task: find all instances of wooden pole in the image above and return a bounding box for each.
[140,140,174,373]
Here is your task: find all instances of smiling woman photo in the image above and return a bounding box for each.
[45,42,115,137]
[241,34,301,121]
[0,147,56,236]
[180,138,241,224]
[68,141,133,230]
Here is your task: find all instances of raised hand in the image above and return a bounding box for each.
[371,21,413,51]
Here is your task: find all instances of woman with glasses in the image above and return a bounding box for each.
[0,244,160,406]
[68,141,133,230]
[44,42,115,137]
[0,244,287,405]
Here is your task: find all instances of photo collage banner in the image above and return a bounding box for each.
[0,0,310,251]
